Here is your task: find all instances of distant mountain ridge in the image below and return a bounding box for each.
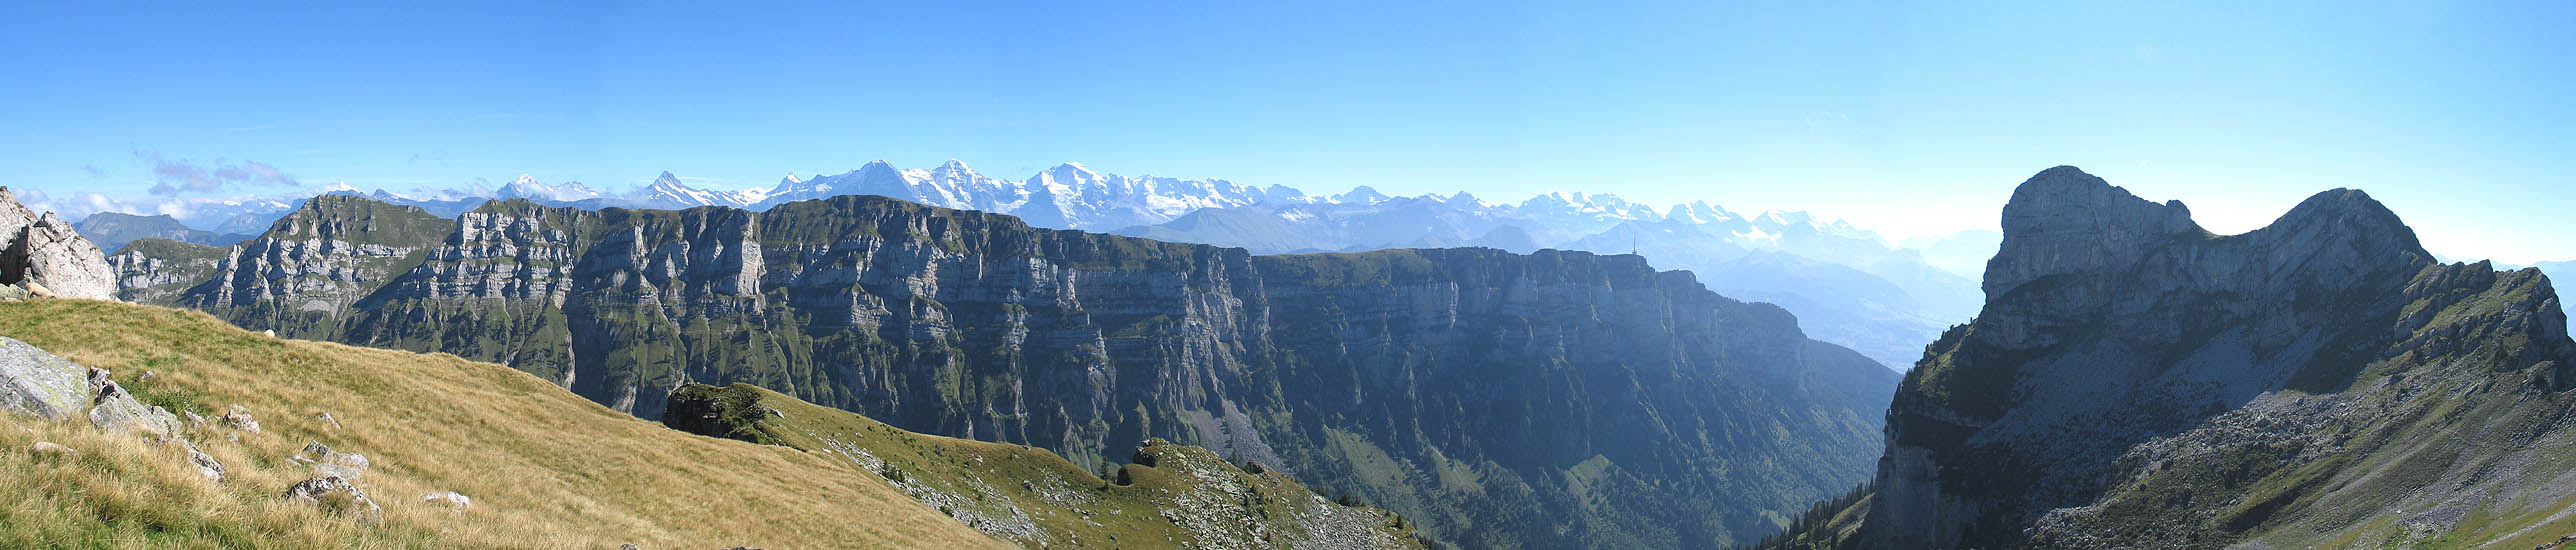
[63,158,1994,368]
[1111,185,1984,368]
[69,212,254,254]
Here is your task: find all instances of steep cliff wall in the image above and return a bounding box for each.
[142,195,452,338]
[120,195,1900,547]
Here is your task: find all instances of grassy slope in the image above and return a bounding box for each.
[0,298,1009,550]
[676,383,1428,549]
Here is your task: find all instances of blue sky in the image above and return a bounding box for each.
[3,1,2569,262]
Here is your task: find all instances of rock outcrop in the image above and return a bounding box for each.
[290,441,371,480]
[220,404,261,432]
[283,475,381,522]
[146,195,450,337]
[0,187,116,300]
[104,238,231,304]
[1793,166,2576,549]
[180,438,227,481]
[118,194,1902,547]
[0,336,94,419]
[2,335,221,482]
[84,367,182,437]
[1,337,179,437]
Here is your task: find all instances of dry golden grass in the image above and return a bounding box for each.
[0,298,1011,550]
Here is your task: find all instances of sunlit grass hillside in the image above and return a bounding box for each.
[0,298,1010,549]
[667,383,1430,549]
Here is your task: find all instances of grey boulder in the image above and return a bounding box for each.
[1,338,178,437]
[0,337,90,420]
[175,438,225,482]
[84,367,180,437]
[284,476,380,522]
[221,404,260,432]
[290,441,370,480]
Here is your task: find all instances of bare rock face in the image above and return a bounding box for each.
[104,241,232,304]
[1844,166,2576,549]
[149,195,451,336]
[0,337,94,419]
[2,338,178,438]
[0,187,116,300]
[1978,166,2202,299]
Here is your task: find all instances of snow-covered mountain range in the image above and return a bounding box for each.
[753,160,1285,230]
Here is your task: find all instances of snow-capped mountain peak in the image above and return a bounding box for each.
[1517,190,1658,221]
[1261,184,1313,204]
[497,174,605,202]
[1332,186,1390,205]
[1667,201,1741,225]
[623,171,765,209]
[1038,162,1103,185]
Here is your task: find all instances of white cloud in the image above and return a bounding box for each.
[135,148,302,196]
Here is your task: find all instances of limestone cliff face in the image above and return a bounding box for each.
[150,195,452,337]
[0,187,116,300]
[120,195,1899,548]
[1848,167,2576,549]
[106,239,231,304]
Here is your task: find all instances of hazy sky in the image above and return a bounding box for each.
[3,1,2569,262]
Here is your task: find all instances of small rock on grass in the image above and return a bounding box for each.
[421,491,472,512]
[221,404,260,432]
[174,438,225,482]
[290,441,370,480]
[28,441,76,457]
[284,476,380,522]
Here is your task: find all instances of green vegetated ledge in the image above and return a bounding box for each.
[662,382,1432,549]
